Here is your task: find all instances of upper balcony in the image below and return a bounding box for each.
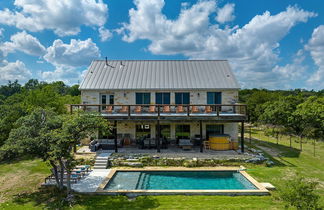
[69,104,248,122]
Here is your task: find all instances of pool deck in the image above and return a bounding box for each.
[93,167,269,196]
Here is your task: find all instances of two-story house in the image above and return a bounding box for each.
[72,60,247,153]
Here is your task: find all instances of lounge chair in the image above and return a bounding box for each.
[191,106,199,113]
[179,139,193,150]
[119,106,128,113]
[103,105,113,113]
[176,105,184,113]
[148,105,155,113]
[135,106,142,113]
[163,105,170,113]
[205,106,212,113]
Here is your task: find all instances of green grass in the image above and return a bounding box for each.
[1,129,324,209]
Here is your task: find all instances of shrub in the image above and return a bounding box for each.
[278,175,321,210]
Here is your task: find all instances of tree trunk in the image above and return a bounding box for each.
[59,159,65,190]
[50,161,61,189]
[64,160,72,194]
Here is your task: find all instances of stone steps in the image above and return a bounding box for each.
[93,153,111,169]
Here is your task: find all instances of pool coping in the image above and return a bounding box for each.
[95,167,269,196]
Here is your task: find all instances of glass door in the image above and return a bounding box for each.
[206,124,224,139]
[101,94,114,110]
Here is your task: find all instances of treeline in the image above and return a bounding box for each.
[0,79,81,146]
[239,89,324,141]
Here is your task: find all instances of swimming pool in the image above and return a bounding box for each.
[105,171,256,190]
[98,169,269,195]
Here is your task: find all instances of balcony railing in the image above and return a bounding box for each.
[69,104,247,120]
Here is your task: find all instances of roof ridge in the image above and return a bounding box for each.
[93,59,228,61]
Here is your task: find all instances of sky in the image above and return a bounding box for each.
[0,0,323,90]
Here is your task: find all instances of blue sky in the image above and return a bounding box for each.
[0,0,323,89]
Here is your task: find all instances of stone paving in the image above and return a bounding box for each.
[77,145,252,159]
[72,169,110,193]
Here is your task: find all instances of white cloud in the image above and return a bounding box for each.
[305,25,324,89]
[40,67,82,85]
[272,50,307,80]
[119,1,316,88]
[0,28,4,38]
[0,59,31,84]
[216,3,235,23]
[0,0,108,36]
[44,38,101,67]
[99,27,112,42]
[1,31,46,56]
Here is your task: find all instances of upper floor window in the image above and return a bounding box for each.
[101,94,114,104]
[136,93,150,104]
[175,92,190,104]
[207,92,221,104]
[155,92,170,104]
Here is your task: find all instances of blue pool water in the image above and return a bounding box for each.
[105,171,257,190]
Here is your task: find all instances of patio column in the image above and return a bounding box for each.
[200,120,203,153]
[157,120,161,153]
[114,121,118,153]
[241,121,244,153]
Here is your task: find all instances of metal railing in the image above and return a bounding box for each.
[69,104,247,119]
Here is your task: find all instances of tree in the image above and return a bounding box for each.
[260,96,303,143]
[0,80,22,98]
[1,108,110,194]
[293,96,324,140]
[278,175,321,209]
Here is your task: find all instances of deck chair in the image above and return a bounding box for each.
[203,141,211,150]
[176,105,184,113]
[135,106,142,113]
[119,106,128,113]
[148,105,155,113]
[205,106,212,113]
[163,105,170,113]
[104,105,113,113]
[191,106,199,113]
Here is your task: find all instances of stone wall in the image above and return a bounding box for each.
[114,121,238,141]
[81,89,239,105]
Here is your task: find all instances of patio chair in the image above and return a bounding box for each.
[191,106,199,113]
[203,141,211,150]
[119,106,128,113]
[178,139,193,150]
[148,105,155,113]
[103,105,113,113]
[163,105,170,113]
[176,105,184,113]
[205,106,212,113]
[135,106,142,113]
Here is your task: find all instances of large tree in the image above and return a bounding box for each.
[1,108,110,193]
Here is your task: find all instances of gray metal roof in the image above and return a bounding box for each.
[79,60,240,90]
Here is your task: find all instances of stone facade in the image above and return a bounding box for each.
[81,90,238,105]
[113,121,238,141]
[82,89,239,141]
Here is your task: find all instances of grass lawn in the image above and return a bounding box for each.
[1,129,323,209]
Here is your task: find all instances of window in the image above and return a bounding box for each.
[101,95,106,104]
[136,124,151,139]
[175,124,190,139]
[207,92,222,104]
[159,125,171,139]
[136,93,151,104]
[155,93,170,104]
[175,92,190,104]
[101,94,114,104]
[109,95,114,105]
[206,124,224,139]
